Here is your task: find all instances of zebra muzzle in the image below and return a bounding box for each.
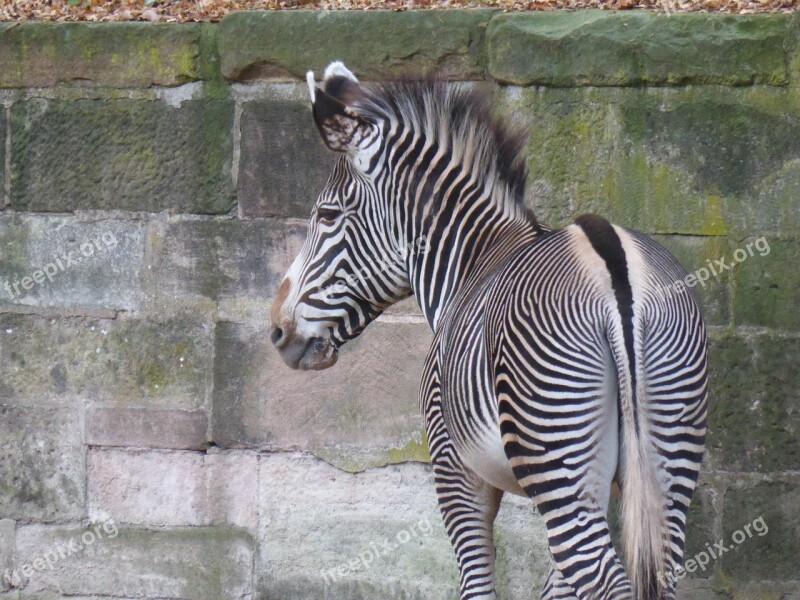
[270,326,338,371]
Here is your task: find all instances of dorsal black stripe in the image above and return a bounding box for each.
[574,214,638,434]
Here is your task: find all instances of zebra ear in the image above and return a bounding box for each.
[308,68,373,155]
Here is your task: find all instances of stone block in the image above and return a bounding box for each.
[721,481,800,581]
[257,453,547,600]
[218,10,497,82]
[212,320,433,471]
[0,314,213,407]
[87,449,257,530]
[731,236,800,331]
[488,12,792,86]
[9,97,233,214]
[0,216,145,311]
[238,97,337,218]
[507,85,800,237]
[14,525,253,598]
[0,405,84,522]
[707,334,800,472]
[85,407,208,450]
[0,23,202,88]
[144,218,307,305]
[620,91,800,202]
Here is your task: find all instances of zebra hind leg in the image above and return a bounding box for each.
[496,365,631,599]
[432,448,504,600]
[542,562,578,600]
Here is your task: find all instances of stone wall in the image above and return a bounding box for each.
[0,10,798,600]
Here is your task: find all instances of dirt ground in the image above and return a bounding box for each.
[0,0,797,22]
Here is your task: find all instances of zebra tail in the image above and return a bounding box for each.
[612,332,667,600]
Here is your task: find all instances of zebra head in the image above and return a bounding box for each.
[270,62,415,370]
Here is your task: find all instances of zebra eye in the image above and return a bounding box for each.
[317,206,342,223]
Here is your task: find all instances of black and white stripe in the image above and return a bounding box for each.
[271,62,708,600]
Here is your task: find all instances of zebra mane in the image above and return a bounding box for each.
[355,79,530,208]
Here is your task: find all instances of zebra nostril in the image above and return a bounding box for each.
[270,326,285,347]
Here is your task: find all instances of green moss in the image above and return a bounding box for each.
[386,430,431,464]
[488,12,792,86]
[0,22,203,88]
[312,429,431,473]
[139,361,168,390]
[707,334,800,471]
[217,10,497,81]
[10,96,234,214]
[0,216,31,286]
[732,237,800,330]
[507,85,799,237]
[722,482,800,580]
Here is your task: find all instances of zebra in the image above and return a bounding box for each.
[270,61,708,600]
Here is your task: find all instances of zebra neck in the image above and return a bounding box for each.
[408,211,536,331]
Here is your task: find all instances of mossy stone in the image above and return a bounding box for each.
[0,314,213,406]
[9,97,234,214]
[721,482,800,580]
[731,237,800,331]
[0,405,84,522]
[707,334,800,472]
[0,22,203,88]
[488,12,791,87]
[217,9,497,82]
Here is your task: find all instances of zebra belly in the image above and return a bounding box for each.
[460,424,526,497]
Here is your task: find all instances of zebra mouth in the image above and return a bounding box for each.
[276,335,338,371]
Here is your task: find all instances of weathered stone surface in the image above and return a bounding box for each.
[732,159,800,236]
[511,85,800,237]
[144,218,306,305]
[85,408,208,450]
[0,405,84,522]
[238,97,337,218]
[212,320,433,471]
[488,12,792,86]
[0,216,145,311]
[622,92,800,201]
[257,453,547,600]
[14,525,253,598]
[675,580,731,600]
[0,314,213,407]
[9,97,233,214]
[87,449,257,529]
[0,23,202,88]
[651,235,732,327]
[1,519,15,592]
[715,581,800,599]
[218,10,497,82]
[732,237,800,331]
[11,595,141,600]
[0,109,5,201]
[707,334,800,472]
[682,480,719,577]
[722,481,800,580]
